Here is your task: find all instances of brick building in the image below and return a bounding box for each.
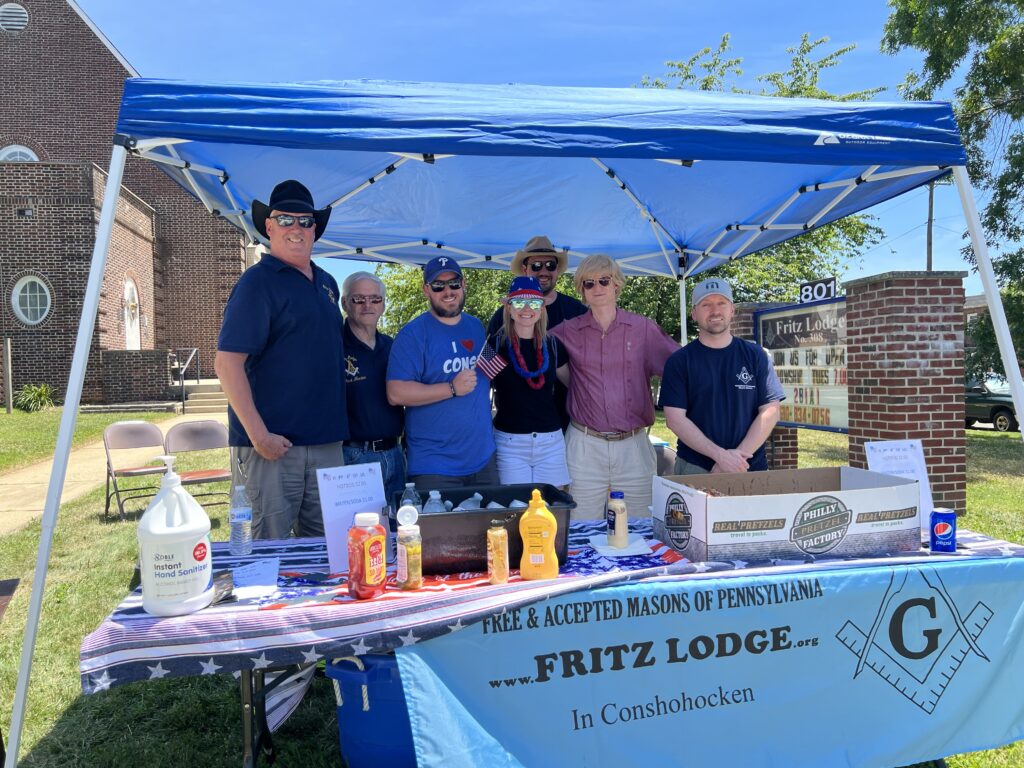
[0,0,244,403]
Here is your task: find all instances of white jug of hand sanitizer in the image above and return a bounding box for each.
[138,455,214,616]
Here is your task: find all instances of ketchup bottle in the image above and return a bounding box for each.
[347,512,387,600]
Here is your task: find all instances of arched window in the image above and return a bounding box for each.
[0,144,38,162]
[11,275,51,325]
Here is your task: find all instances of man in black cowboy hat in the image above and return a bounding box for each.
[215,180,348,539]
[486,236,586,430]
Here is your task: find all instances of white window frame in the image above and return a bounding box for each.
[11,275,52,325]
[0,144,38,162]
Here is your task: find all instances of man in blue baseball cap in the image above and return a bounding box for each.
[659,276,784,474]
[215,179,347,538]
[386,255,498,488]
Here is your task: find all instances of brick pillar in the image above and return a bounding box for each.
[734,302,798,470]
[844,271,967,513]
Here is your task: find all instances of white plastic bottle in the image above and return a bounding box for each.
[137,455,215,616]
[422,490,446,515]
[229,484,253,556]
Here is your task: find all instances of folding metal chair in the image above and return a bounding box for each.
[163,420,232,507]
[104,421,167,521]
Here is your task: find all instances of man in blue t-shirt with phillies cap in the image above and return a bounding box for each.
[659,277,783,474]
[386,255,498,488]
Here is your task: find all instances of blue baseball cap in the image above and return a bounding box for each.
[423,255,463,284]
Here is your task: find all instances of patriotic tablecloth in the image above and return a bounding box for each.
[80,521,1024,695]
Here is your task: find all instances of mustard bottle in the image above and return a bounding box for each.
[519,489,559,580]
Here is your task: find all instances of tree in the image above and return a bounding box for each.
[883,0,1024,375]
[966,289,1024,378]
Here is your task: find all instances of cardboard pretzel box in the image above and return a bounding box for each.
[652,467,920,563]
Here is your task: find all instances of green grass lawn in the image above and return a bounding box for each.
[1,427,1022,766]
[0,408,171,473]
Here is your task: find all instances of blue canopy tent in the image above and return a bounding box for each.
[7,78,1024,766]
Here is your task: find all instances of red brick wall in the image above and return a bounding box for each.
[101,350,174,403]
[0,162,157,403]
[0,0,243,386]
[731,302,798,470]
[844,271,967,513]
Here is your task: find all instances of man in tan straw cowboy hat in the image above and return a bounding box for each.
[215,179,348,539]
[487,235,586,429]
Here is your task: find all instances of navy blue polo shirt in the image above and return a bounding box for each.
[342,320,404,442]
[218,253,348,447]
[659,337,779,472]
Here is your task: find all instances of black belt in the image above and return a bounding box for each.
[343,437,399,452]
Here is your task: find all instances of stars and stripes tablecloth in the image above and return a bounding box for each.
[79,521,1024,696]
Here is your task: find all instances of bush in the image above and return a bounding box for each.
[13,383,56,412]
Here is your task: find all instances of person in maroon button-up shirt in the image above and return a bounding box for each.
[550,254,679,519]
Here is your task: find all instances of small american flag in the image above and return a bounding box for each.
[476,341,507,380]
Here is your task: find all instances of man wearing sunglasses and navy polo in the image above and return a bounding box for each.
[340,271,406,501]
[386,255,499,488]
[216,179,348,539]
[486,236,586,429]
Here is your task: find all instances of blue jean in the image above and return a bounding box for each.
[342,444,407,508]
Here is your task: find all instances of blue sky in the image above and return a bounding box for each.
[77,0,982,295]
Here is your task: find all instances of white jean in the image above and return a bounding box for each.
[493,428,571,487]
[564,424,656,520]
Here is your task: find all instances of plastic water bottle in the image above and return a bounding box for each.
[422,490,446,515]
[229,484,253,556]
[399,483,423,513]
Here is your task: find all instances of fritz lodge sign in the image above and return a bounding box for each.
[755,295,847,432]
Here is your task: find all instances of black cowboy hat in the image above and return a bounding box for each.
[251,179,331,241]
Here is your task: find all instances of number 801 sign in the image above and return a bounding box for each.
[799,277,837,304]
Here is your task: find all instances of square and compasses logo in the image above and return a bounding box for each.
[835,566,991,714]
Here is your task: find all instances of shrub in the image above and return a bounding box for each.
[13,383,56,412]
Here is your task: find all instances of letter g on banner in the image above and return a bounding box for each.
[889,597,941,660]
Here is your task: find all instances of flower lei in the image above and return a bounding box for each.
[507,333,549,390]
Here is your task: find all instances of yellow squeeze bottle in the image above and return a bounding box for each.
[519,489,559,580]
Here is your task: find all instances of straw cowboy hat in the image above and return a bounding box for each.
[511,235,568,274]
[252,179,332,241]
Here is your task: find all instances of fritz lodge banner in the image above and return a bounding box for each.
[397,557,1024,767]
[756,298,847,431]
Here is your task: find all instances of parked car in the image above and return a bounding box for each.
[965,375,1018,432]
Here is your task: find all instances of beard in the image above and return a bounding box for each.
[430,292,466,319]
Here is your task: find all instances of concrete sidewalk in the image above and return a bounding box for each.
[0,411,228,536]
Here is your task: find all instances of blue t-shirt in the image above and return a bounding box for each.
[343,321,404,442]
[659,337,781,471]
[386,312,495,476]
[217,253,348,447]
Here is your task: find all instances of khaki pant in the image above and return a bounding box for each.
[231,442,344,539]
[564,425,656,520]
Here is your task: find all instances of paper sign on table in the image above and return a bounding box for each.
[865,439,934,538]
[316,463,387,573]
[232,557,280,599]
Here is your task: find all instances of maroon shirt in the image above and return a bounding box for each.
[551,308,678,432]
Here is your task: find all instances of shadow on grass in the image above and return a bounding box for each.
[18,674,342,768]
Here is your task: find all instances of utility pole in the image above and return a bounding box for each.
[926,180,935,271]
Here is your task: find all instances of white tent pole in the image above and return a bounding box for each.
[679,278,688,345]
[953,165,1024,445]
[4,143,128,768]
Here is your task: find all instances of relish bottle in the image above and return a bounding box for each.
[347,512,388,600]
[396,505,423,590]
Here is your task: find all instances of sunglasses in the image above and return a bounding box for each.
[529,260,559,273]
[509,298,544,311]
[348,294,383,305]
[428,278,463,293]
[581,277,613,290]
[269,214,316,229]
